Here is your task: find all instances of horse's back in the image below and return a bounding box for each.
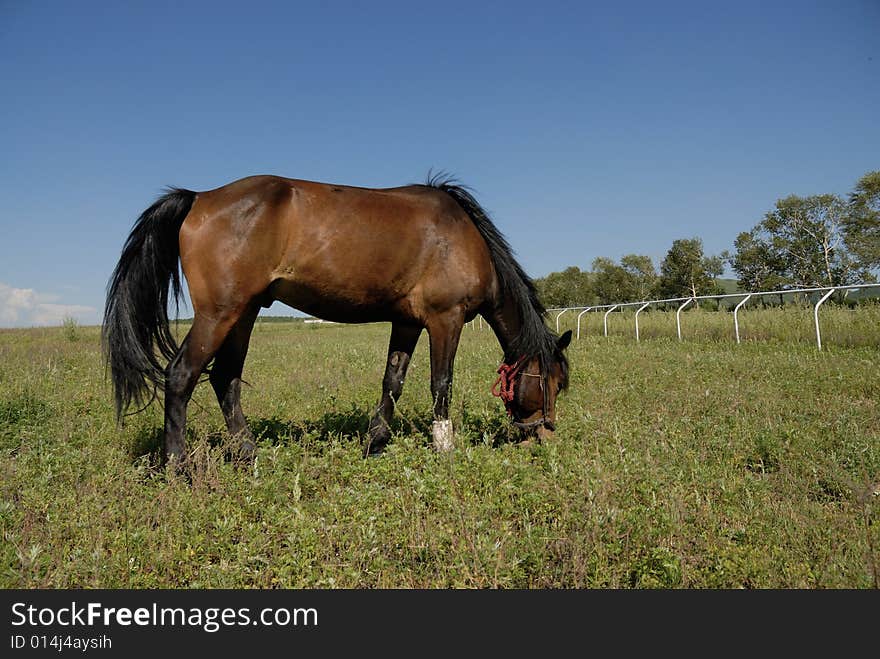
[179,175,495,324]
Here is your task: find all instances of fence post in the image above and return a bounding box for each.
[814,288,835,350]
[634,302,651,342]
[555,308,569,334]
[603,305,619,337]
[576,308,592,340]
[733,294,752,344]
[676,298,693,341]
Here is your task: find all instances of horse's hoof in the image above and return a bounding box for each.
[363,437,388,458]
[164,453,186,472]
[232,446,256,467]
[163,455,192,484]
[237,438,256,459]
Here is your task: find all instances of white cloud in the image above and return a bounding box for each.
[0,282,98,328]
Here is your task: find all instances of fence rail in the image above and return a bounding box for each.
[469,283,880,350]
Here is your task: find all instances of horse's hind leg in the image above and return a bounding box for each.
[209,304,260,462]
[163,311,243,466]
[365,322,422,457]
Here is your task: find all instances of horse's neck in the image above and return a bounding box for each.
[485,296,526,359]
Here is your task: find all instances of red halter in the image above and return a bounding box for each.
[491,355,555,431]
[491,356,528,416]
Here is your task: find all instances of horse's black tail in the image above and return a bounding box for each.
[102,188,197,420]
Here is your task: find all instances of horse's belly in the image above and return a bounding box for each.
[269,278,415,324]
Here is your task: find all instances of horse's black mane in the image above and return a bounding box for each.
[423,172,568,389]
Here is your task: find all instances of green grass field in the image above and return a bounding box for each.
[1,305,878,588]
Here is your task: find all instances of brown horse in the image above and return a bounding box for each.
[103,173,571,464]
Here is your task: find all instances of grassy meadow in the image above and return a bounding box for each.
[1,304,878,588]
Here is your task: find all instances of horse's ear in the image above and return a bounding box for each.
[557,330,572,351]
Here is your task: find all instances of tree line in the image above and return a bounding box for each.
[535,170,879,307]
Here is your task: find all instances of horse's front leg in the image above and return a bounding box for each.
[365,323,422,456]
[426,312,464,452]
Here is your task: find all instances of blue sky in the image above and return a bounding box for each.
[1,0,877,326]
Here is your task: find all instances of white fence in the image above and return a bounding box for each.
[469,283,880,350]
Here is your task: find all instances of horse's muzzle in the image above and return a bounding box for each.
[512,416,554,431]
[512,417,555,436]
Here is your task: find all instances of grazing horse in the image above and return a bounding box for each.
[103,174,571,463]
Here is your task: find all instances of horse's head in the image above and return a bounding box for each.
[492,330,572,441]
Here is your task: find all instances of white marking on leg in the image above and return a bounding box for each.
[432,419,454,452]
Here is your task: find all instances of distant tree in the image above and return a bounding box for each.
[764,194,863,287]
[591,257,630,303]
[732,194,870,290]
[620,254,658,300]
[729,230,787,292]
[656,238,724,298]
[534,266,595,307]
[844,170,880,274]
[592,254,657,303]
